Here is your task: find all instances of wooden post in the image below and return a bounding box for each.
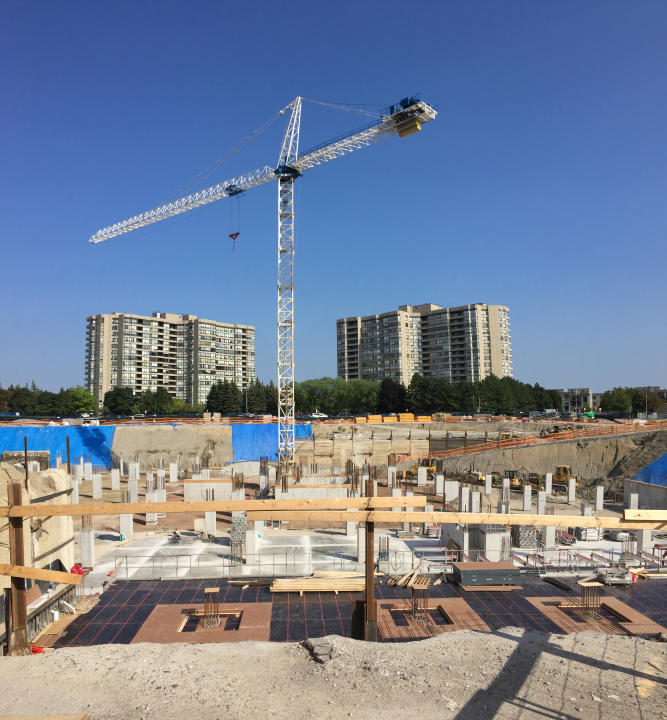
[23,436,29,490]
[364,472,377,642]
[66,435,71,475]
[7,483,30,655]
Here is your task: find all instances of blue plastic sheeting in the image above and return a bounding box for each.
[632,452,667,487]
[0,426,116,469]
[231,423,312,462]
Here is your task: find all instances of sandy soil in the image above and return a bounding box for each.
[1,630,665,719]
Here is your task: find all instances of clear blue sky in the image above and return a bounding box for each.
[1,1,665,392]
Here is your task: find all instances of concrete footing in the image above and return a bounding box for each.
[111,469,120,491]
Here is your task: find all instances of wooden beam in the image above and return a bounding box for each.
[624,509,667,521]
[0,495,427,519]
[246,510,665,530]
[7,483,30,656]
[0,563,83,586]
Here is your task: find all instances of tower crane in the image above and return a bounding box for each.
[89,95,437,471]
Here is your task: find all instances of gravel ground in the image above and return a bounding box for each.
[1,629,665,719]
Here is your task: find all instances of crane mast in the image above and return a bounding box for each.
[88,96,437,473]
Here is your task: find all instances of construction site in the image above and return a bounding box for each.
[0,92,665,720]
[0,414,665,719]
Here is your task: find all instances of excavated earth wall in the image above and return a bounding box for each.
[111,424,233,469]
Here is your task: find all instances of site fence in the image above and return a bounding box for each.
[395,420,667,463]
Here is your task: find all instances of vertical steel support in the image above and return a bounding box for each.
[364,475,377,641]
[276,98,301,473]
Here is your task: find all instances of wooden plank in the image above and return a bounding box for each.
[247,510,665,530]
[0,495,427,519]
[0,564,83,586]
[624,509,667,521]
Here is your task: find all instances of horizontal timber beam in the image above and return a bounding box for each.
[0,496,427,519]
[624,509,667,521]
[246,510,664,530]
[0,563,83,586]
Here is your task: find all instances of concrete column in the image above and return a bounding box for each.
[120,458,125,476]
[417,467,427,486]
[434,474,444,495]
[169,462,178,483]
[92,473,102,500]
[73,464,83,486]
[459,485,470,513]
[470,491,481,514]
[157,469,166,485]
[388,466,397,487]
[268,466,277,486]
[636,529,652,553]
[391,488,402,512]
[545,473,553,495]
[405,490,414,512]
[127,470,138,504]
[629,493,639,510]
[146,471,153,491]
[595,485,604,511]
[80,528,95,568]
[485,474,492,495]
[567,478,576,503]
[111,469,120,491]
[542,526,556,549]
[119,514,134,540]
[580,503,592,517]
[373,480,378,497]
[202,469,211,480]
[231,489,244,520]
[83,462,93,482]
[357,526,366,562]
[502,478,510,501]
[444,480,459,503]
[205,511,217,536]
[70,475,79,505]
[347,507,357,536]
[537,491,546,516]
[522,484,532,512]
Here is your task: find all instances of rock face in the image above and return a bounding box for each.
[428,430,667,482]
[112,424,233,469]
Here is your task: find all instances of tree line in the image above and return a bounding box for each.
[0,383,97,416]
[5,377,662,418]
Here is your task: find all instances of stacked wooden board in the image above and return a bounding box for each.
[270,571,365,593]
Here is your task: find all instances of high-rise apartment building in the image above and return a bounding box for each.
[337,303,512,385]
[85,312,255,407]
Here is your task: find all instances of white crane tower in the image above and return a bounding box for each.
[89,95,437,472]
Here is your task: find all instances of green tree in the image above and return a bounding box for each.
[206,382,225,413]
[378,378,407,413]
[65,386,97,414]
[103,387,136,415]
[154,387,173,415]
[245,380,267,414]
[600,387,632,415]
[264,381,278,416]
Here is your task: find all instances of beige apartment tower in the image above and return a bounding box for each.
[85,312,255,407]
[337,303,512,385]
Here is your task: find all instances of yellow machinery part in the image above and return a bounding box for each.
[397,119,422,137]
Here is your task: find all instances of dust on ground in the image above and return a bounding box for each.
[1,630,665,720]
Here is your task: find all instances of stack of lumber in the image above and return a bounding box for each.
[270,571,365,593]
[628,567,667,580]
[388,563,424,588]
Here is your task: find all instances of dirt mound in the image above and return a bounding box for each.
[609,429,667,478]
[0,630,664,719]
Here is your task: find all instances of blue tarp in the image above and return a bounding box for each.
[0,426,116,469]
[231,423,312,462]
[632,452,667,487]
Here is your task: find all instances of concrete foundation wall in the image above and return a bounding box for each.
[623,480,666,510]
[183,481,233,502]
